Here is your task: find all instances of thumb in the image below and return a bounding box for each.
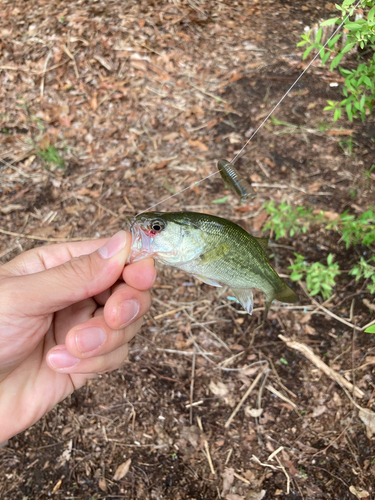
[10,231,131,316]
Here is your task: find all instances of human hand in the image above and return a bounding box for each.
[0,231,156,442]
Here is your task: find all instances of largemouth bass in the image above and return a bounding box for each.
[217,159,253,202]
[129,211,298,315]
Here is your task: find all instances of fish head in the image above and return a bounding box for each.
[128,212,208,265]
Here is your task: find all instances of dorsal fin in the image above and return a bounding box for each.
[255,237,269,251]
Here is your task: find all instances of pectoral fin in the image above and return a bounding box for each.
[199,243,229,263]
[231,287,254,315]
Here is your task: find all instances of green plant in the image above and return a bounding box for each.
[37,144,65,169]
[365,324,375,333]
[334,208,375,248]
[298,0,375,122]
[289,253,341,300]
[262,201,316,240]
[364,164,375,180]
[350,256,375,293]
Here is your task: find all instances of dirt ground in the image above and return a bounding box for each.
[1,0,375,499]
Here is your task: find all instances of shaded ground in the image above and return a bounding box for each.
[0,0,375,499]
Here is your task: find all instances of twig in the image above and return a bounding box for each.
[275,455,290,495]
[225,448,233,465]
[266,385,298,410]
[40,51,52,97]
[233,472,251,484]
[225,366,267,428]
[279,335,364,398]
[156,348,218,357]
[62,44,79,78]
[154,306,187,320]
[190,346,196,425]
[299,281,373,331]
[196,416,215,475]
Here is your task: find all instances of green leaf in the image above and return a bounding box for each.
[322,52,331,65]
[345,22,365,30]
[334,107,342,121]
[303,45,316,60]
[368,6,375,22]
[316,28,323,44]
[342,0,356,6]
[365,325,375,334]
[346,102,354,121]
[211,196,228,204]
[331,52,344,70]
[363,76,373,88]
[320,17,340,26]
[341,42,356,53]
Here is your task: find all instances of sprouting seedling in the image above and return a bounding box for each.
[136,0,362,217]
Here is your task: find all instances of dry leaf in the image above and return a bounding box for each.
[94,54,112,71]
[188,139,208,151]
[250,173,262,183]
[1,204,23,214]
[99,477,107,491]
[252,210,268,231]
[209,381,229,397]
[113,458,132,481]
[359,407,375,438]
[181,426,200,448]
[349,485,370,499]
[323,210,339,221]
[327,129,354,136]
[51,479,62,494]
[245,407,263,418]
[164,132,180,141]
[221,467,235,497]
[226,495,245,500]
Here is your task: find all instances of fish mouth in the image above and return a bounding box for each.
[127,219,155,263]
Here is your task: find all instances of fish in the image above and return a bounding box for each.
[128,211,298,315]
[217,159,253,202]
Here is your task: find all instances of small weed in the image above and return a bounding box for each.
[350,256,375,294]
[338,136,355,157]
[289,253,341,300]
[364,164,375,181]
[365,325,375,333]
[299,467,308,478]
[37,145,65,170]
[280,358,288,365]
[298,0,375,123]
[336,208,375,248]
[262,200,315,240]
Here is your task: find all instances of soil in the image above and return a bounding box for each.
[0,0,375,499]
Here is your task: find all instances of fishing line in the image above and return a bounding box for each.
[137,0,362,216]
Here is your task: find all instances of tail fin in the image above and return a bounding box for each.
[264,281,298,320]
[274,281,299,304]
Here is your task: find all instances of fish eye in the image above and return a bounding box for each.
[151,220,165,232]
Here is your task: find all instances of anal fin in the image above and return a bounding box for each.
[231,287,254,315]
[255,237,269,251]
[193,274,222,287]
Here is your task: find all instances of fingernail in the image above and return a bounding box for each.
[49,348,80,369]
[98,231,128,259]
[76,327,106,353]
[118,300,140,328]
